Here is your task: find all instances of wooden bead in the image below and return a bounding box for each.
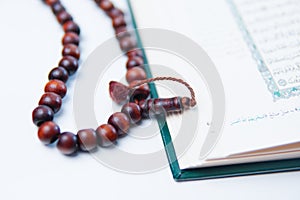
[127,49,143,58]
[139,97,183,117]
[108,112,130,136]
[48,67,69,83]
[32,105,54,126]
[99,0,114,11]
[112,15,126,28]
[181,97,192,109]
[129,80,150,103]
[121,103,141,124]
[62,44,80,59]
[126,56,144,69]
[51,2,65,14]
[119,36,136,52]
[62,32,79,45]
[126,67,147,83]
[115,26,130,39]
[107,8,124,18]
[56,11,73,25]
[57,132,78,155]
[138,100,149,118]
[96,124,118,147]
[45,79,67,98]
[77,129,97,151]
[38,121,60,144]
[39,92,62,113]
[115,26,127,35]
[45,0,58,6]
[63,21,80,34]
[59,56,78,75]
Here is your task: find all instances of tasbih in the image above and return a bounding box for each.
[32,0,197,155]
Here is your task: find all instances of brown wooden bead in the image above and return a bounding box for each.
[45,79,67,98]
[126,67,147,83]
[127,49,143,58]
[32,105,54,126]
[115,26,130,39]
[139,97,183,117]
[38,121,60,144]
[121,103,141,124]
[77,129,97,151]
[112,15,126,28]
[51,2,65,14]
[56,11,73,25]
[99,0,114,11]
[96,124,118,147]
[129,80,150,103]
[62,44,80,59]
[107,112,130,136]
[62,32,79,45]
[39,92,62,113]
[107,8,124,18]
[48,67,69,83]
[57,132,78,155]
[59,56,78,75]
[115,26,127,35]
[45,0,58,6]
[119,36,136,52]
[126,56,144,69]
[63,21,80,34]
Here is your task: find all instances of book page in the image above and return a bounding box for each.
[130,0,300,169]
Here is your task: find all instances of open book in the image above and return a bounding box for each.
[129,0,300,171]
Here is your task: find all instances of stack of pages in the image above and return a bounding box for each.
[129,0,300,174]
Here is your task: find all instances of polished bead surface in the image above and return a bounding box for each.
[109,81,129,104]
[107,112,130,136]
[115,26,130,39]
[119,36,136,52]
[129,80,150,102]
[108,8,124,18]
[96,124,118,147]
[127,49,143,58]
[77,129,97,151]
[59,56,78,75]
[32,105,54,126]
[45,0,58,6]
[99,0,114,11]
[62,32,79,45]
[112,15,126,28]
[48,67,69,83]
[39,92,62,113]
[126,56,144,69]
[63,21,80,34]
[51,2,65,14]
[121,103,141,124]
[126,67,147,83]
[38,121,60,144]
[45,79,67,98]
[115,25,127,35]
[62,44,80,59]
[57,132,78,155]
[56,11,73,25]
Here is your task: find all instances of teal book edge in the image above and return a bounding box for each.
[127,0,300,181]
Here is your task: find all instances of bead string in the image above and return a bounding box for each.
[32,0,196,156]
[129,77,197,107]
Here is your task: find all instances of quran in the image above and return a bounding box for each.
[128,0,300,180]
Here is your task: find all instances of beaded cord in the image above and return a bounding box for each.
[32,0,196,155]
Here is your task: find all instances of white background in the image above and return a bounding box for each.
[0,0,299,199]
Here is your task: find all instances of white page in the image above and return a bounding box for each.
[130,0,300,169]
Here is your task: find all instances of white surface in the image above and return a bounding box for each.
[0,0,300,199]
